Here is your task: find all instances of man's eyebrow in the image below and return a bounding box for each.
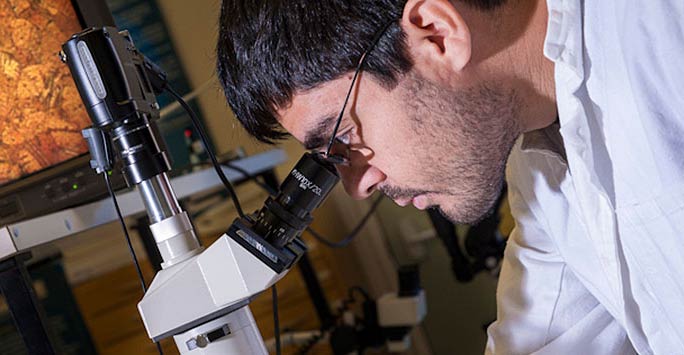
[303,114,338,150]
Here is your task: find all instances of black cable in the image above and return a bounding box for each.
[165,86,246,218]
[103,172,164,355]
[104,172,148,292]
[296,285,371,355]
[272,285,282,355]
[222,162,277,195]
[295,329,325,355]
[349,286,371,301]
[306,195,384,248]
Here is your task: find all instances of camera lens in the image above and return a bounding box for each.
[110,118,171,185]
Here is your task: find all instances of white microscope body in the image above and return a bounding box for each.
[135,152,335,354]
[138,229,283,354]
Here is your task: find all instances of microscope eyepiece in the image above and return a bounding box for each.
[253,153,339,248]
[276,152,339,217]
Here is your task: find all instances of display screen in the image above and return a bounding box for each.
[0,0,91,186]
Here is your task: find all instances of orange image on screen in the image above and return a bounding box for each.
[0,0,92,185]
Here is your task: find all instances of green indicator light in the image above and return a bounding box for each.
[107,171,113,176]
[72,184,78,190]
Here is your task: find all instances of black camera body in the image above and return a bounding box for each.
[62,27,170,185]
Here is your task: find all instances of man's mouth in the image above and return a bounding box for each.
[392,194,431,210]
[393,197,413,207]
[411,195,430,210]
[380,185,436,209]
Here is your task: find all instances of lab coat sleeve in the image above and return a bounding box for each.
[485,165,635,355]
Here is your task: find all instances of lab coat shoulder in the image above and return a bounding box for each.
[485,143,636,355]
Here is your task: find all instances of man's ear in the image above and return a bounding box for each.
[401,0,471,81]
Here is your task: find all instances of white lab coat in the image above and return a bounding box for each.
[486,0,684,354]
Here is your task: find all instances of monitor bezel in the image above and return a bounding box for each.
[71,0,116,29]
[0,0,115,195]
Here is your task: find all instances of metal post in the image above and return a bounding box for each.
[138,173,183,224]
[136,216,164,273]
[137,173,201,268]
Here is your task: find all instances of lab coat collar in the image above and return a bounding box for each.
[544,0,585,94]
[544,0,629,332]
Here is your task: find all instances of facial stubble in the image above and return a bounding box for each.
[402,73,522,224]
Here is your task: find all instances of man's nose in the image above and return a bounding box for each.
[336,161,386,200]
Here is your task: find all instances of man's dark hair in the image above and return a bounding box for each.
[217,0,507,144]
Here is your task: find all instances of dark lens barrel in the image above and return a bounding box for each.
[111,118,171,185]
[255,153,339,248]
[277,153,339,218]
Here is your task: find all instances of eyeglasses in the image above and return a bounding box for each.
[322,20,396,165]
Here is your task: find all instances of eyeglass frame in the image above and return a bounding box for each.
[321,20,397,166]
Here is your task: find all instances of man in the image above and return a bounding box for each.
[217,0,684,353]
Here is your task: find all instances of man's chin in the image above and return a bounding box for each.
[435,205,494,225]
[434,194,502,225]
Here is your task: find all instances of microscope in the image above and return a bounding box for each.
[60,25,427,354]
[60,26,340,353]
